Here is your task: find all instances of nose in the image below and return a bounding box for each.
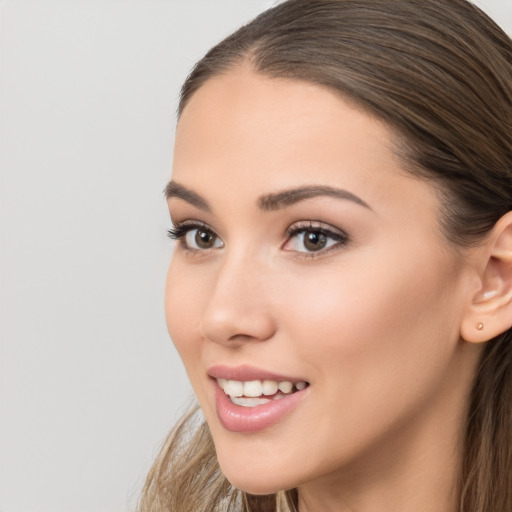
[199,253,277,346]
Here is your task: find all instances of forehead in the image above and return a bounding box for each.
[178,68,394,140]
[175,69,395,171]
[172,67,439,223]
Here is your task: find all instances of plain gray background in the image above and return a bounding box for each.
[0,1,511,511]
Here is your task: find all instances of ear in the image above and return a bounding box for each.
[461,211,512,343]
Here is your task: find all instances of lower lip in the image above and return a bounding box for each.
[213,381,308,433]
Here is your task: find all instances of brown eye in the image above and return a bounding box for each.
[283,224,348,254]
[195,228,217,249]
[184,227,223,250]
[303,231,328,251]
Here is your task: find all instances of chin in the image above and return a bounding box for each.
[217,456,307,496]
[214,446,294,495]
[222,471,290,496]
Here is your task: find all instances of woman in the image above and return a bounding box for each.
[141,1,512,511]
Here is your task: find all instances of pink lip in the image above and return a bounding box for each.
[208,364,307,383]
[208,366,310,433]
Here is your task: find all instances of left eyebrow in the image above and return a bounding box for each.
[258,185,371,211]
[164,181,371,213]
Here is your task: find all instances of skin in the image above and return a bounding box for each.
[165,67,486,512]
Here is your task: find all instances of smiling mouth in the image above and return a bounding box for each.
[216,378,309,408]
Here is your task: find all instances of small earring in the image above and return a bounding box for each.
[477,322,484,331]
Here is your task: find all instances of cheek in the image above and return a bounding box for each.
[276,249,462,406]
[255,252,465,477]
[164,260,207,373]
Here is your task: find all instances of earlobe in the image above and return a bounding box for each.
[461,211,512,343]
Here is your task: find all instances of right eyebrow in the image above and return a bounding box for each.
[164,182,371,214]
[164,181,211,212]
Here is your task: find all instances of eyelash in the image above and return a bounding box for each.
[167,221,221,252]
[167,221,349,256]
[166,221,210,242]
[284,222,349,256]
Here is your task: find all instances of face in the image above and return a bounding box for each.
[165,68,479,495]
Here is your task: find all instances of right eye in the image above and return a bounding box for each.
[167,223,224,251]
[184,227,223,250]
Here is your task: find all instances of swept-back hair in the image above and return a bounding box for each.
[141,1,512,510]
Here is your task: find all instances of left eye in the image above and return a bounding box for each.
[283,226,347,253]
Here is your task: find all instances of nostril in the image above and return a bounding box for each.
[199,306,276,346]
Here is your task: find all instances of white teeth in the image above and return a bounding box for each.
[223,380,244,397]
[243,380,263,397]
[230,396,271,407]
[262,380,279,395]
[278,381,293,393]
[217,378,308,399]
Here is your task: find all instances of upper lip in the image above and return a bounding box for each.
[208,364,308,383]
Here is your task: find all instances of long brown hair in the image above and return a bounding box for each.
[140,1,512,510]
